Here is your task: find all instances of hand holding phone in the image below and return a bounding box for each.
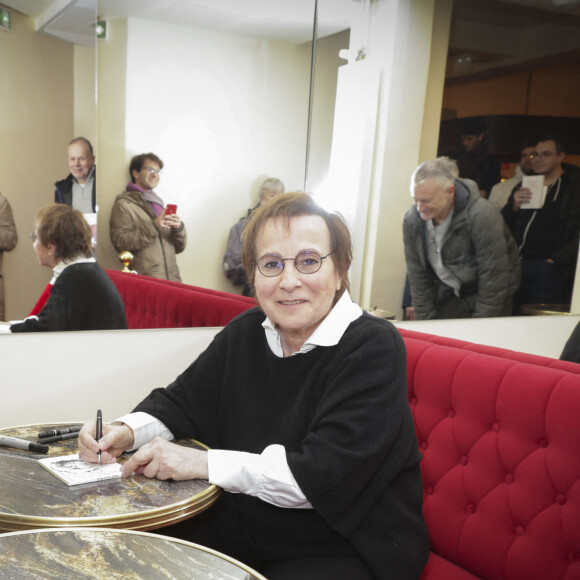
[165,204,177,215]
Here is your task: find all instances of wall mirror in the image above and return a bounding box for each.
[94,0,360,295]
[1,0,579,326]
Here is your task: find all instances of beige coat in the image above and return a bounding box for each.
[0,193,18,320]
[109,191,186,282]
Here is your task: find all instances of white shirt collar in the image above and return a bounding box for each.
[262,290,363,357]
[50,256,96,284]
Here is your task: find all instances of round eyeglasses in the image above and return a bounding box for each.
[254,250,333,277]
[144,166,162,175]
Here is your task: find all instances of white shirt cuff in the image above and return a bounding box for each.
[115,411,174,451]
[208,444,312,509]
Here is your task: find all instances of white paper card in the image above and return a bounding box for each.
[39,453,122,486]
[520,175,546,209]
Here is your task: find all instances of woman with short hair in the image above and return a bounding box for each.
[80,193,428,579]
[10,204,127,332]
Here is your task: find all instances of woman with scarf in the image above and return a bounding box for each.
[109,152,186,281]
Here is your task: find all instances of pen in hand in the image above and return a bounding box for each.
[96,409,102,464]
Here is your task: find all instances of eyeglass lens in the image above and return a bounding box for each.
[256,250,328,277]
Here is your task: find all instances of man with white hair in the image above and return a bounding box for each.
[403,157,520,319]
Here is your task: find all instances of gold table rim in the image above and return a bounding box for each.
[0,422,221,532]
[0,526,268,580]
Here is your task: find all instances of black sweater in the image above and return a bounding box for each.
[11,262,127,332]
[135,308,429,579]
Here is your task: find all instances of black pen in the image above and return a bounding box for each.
[38,432,79,444]
[38,426,81,439]
[0,434,49,454]
[96,409,102,464]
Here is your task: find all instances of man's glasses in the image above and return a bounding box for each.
[254,250,333,277]
[530,151,556,159]
[144,167,162,175]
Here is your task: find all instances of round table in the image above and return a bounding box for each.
[0,527,267,579]
[0,423,221,533]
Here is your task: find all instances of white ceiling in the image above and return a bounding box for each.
[3,0,580,81]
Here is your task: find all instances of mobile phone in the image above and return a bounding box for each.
[165,204,177,215]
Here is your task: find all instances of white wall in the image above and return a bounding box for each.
[1,327,218,427]
[2,315,578,429]
[97,18,312,292]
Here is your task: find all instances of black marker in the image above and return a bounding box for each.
[38,432,79,444]
[96,409,102,464]
[38,426,81,439]
[0,435,49,454]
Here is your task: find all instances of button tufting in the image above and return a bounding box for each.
[426,486,434,495]
[556,494,566,505]
[539,438,549,448]
[410,397,418,405]
[516,526,525,536]
[460,456,468,465]
[568,551,578,562]
[505,474,514,484]
[492,423,500,432]
[467,504,476,514]
[421,442,428,451]
[448,410,455,418]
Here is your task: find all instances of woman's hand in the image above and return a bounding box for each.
[120,437,209,481]
[155,212,182,230]
[78,421,135,464]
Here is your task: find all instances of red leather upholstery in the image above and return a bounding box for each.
[29,282,52,316]
[405,336,580,580]
[399,327,580,374]
[105,269,256,329]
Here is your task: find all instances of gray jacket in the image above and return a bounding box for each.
[403,178,520,319]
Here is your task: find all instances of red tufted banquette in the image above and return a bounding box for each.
[406,335,580,580]
[105,270,256,329]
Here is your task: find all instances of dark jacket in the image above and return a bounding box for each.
[403,177,521,319]
[501,163,580,291]
[560,321,580,364]
[54,169,97,213]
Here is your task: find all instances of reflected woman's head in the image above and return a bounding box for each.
[241,192,352,302]
[34,204,93,263]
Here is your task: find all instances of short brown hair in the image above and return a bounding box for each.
[35,204,93,262]
[241,192,352,300]
[129,153,164,182]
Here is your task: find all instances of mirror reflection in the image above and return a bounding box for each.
[94,0,360,297]
[0,0,97,322]
[1,0,579,329]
